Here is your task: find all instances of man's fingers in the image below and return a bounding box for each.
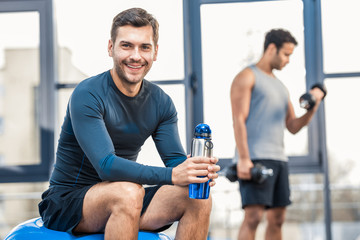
[192,163,212,170]
[208,164,221,172]
[189,176,210,183]
[207,173,218,179]
[210,157,219,164]
[191,156,217,164]
[189,162,220,174]
[238,172,251,180]
[209,180,216,187]
[189,169,209,176]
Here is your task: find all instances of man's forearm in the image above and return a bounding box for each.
[234,121,251,161]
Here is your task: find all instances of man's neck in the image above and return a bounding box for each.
[110,69,142,97]
[256,58,275,78]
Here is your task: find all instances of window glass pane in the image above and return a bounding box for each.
[201,0,307,159]
[0,12,40,166]
[137,84,186,166]
[324,78,360,235]
[54,0,184,83]
[288,174,326,239]
[324,78,360,186]
[322,0,360,73]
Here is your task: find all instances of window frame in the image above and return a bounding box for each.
[0,0,56,183]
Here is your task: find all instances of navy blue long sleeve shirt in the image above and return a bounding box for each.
[49,70,187,187]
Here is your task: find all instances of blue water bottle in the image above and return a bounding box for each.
[189,123,213,199]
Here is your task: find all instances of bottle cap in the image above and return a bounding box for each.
[194,123,211,139]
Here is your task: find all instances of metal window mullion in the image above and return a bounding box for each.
[324,72,360,79]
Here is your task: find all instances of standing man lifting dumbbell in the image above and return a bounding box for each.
[230,29,326,240]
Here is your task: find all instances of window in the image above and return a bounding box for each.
[0,0,56,183]
[322,0,360,74]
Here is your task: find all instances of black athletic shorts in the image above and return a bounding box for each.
[238,159,291,209]
[38,184,170,234]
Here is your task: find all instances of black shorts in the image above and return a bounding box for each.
[238,159,291,209]
[38,184,170,234]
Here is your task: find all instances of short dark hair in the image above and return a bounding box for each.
[264,29,297,52]
[110,8,159,45]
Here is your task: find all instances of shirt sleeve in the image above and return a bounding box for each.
[69,86,173,185]
[152,96,187,167]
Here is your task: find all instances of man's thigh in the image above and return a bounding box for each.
[139,185,189,231]
[39,185,92,233]
[74,181,144,233]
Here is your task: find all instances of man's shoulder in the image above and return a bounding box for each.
[241,66,255,76]
[77,71,109,89]
[69,71,110,106]
[143,79,171,101]
[71,71,110,99]
[233,66,255,86]
[143,79,162,91]
[143,80,176,119]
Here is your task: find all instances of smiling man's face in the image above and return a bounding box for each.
[108,25,158,86]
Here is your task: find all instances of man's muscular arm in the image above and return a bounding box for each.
[286,87,325,134]
[230,68,255,180]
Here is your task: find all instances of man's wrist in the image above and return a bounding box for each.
[168,167,175,185]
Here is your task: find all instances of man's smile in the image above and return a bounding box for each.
[125,62,146,70]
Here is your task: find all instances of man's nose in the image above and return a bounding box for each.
[285,57,290,65]
[130,47,141,61]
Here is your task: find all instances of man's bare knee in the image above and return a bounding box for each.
[246,217,262,230]
[265,210,285,240]
[267,211,285,228]
[192,194,212,215]
[172,187,212,215]
[243,207,263,230]
[107,182,145,216]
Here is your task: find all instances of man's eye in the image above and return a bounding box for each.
[142,45,151,50]
[122,44,131,48]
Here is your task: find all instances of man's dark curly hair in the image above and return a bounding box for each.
[264,29,297,53]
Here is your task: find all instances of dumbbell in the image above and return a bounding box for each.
[225,163,274,184]
[299,83,327,110]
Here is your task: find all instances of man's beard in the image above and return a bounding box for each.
[271,59,283,71]
[114,62,144,85]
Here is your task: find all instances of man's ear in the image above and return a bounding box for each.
[266,43,278,56]
[153,44,159,61]
[268,43,277,53]
[108,39,113,57]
